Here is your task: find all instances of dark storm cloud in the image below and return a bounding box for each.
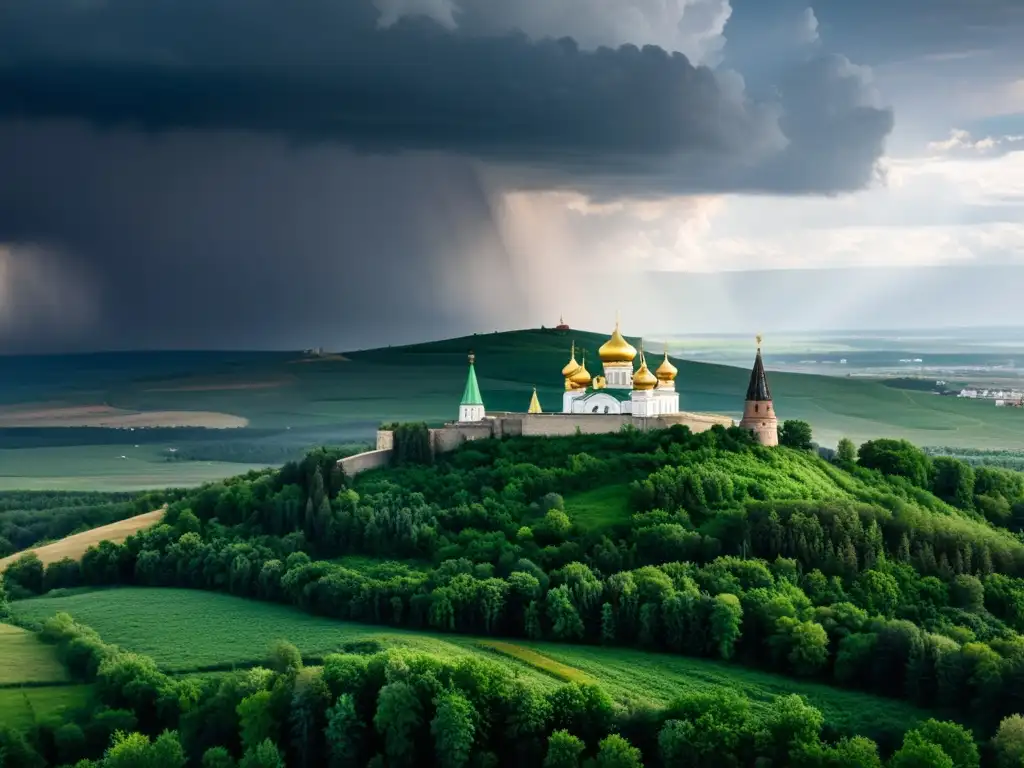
[0,120,532,353]
[743,54,892,193]
[0,0,904,352]
[0,0,893,195]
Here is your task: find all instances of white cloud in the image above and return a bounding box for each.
[489,141,1024,288]
[889,149,1024,206]
[373,0,733,64]
[926,129,1024,158]
[797,7,819,45]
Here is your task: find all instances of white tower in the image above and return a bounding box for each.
[561,352,592,412]
[630,347,660,417]
[654,346,680,415]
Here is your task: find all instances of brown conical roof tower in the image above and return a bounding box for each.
[745,344,772,402]
[738,335,778,446]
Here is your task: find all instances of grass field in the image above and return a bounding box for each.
[476,640,597,685]
[0,685,93,730]
[0,622,86,729]
[9,587,934,741]
[0,623,70,685]
[3,328,1023,491]
[0,445,270,492]
[0,509,165,570]
[564,485,633,530]
[9,588,558,692]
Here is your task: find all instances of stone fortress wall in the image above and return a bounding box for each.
[339,411,737,480]
[337,448,392,477]
[511,411,734,437]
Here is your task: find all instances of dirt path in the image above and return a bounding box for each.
[0,509,165,570]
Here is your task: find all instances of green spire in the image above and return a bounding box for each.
[461,352,484,406]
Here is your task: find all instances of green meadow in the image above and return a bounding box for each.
[9,587,933,744]
[564,484,633,530]
[0,623,70,685]
[0,623,88,730]
[0,685,93,731]
[0,444,269,492]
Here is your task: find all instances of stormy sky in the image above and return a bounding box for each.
[0,0,1021,352]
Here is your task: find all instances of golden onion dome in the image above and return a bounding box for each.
[598,317,637,364]
[570,354,593,388]
[561,341,581,378]
[655,350,678,382]
[633,352,658,390]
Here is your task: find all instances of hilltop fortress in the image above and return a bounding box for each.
[341,320,780,478]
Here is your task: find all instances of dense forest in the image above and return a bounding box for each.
[7,423,1024,766]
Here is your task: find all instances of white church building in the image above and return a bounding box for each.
[559,317,680,417]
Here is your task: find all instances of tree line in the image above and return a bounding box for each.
[4,612,1019,768]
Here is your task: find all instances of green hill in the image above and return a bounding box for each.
[352,328,1024,449]
[2,328,1023,490]
[4,426,1023,764]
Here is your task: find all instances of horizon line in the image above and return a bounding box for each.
[2,322,1024,358]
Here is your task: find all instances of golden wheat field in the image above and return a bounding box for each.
[0,508,164,569]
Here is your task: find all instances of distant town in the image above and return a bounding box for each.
[957,388,1024,407]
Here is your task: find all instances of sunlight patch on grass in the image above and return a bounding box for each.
[476,640,596,685]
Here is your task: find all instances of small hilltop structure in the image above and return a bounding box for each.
[738,336,779,447]
[341,319,781,478]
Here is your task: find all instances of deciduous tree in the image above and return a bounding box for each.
[374,681,422,768]
[431,690,477,768]
[543,730,585,768]
[779,420,814,451]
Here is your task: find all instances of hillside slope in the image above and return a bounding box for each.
[5,427,1022,763]
[0,509,164,569]
[375,329,1024,448]
[2,328,1023,491]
